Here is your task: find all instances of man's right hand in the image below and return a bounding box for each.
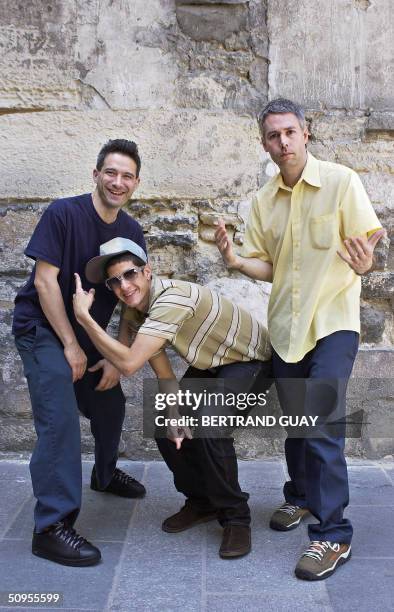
[64,341,87,382]
[167,423,193,450]
[214,219,240,269]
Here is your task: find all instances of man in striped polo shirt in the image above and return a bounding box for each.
[73,237,272,559]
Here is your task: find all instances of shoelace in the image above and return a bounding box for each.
[302,541,340,562]
[52,523,87,550]
[113,468,139,486]
[278,503,300,516]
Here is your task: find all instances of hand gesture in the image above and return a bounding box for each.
[337,229,386,275]
[214,219,239,269]
[88,359,121,391]
[73,273,95,322]
[166,421,193,450]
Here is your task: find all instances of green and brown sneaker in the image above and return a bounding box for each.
[295,541,351,580]
[269,503,310,531]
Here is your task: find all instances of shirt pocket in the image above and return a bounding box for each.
[309,213,335,249]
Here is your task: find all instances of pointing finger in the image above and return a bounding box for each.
[74,273,83,292]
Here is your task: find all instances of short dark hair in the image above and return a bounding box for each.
[258,98,305,135]
[105,252,146,277]
[96,139,141,176]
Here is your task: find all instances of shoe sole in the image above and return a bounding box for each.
[219,546,251,559]
[162,514,218,533]
[90,484,146,499]
[295,548,352,581]
[32,549,101,567]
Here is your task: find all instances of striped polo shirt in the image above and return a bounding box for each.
[122,276,271,370]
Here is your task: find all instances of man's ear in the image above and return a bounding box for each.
[303,126,309,146]
[261,136,268,153]
[93,168,99,184]
[144,263,152,279]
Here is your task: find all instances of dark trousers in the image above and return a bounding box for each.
[272,331,359,544]
[156,359,271,527]
[15,325,125,532]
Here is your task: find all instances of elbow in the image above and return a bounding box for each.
[34,275,53,294]
[121,362,137,377]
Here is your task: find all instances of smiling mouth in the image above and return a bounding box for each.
[123,290,137,299]
[108,189,126,196]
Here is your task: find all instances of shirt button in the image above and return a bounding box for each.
[294,241,300,248]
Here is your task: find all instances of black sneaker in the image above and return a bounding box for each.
[91,466,146,499]
[32,522,101,567]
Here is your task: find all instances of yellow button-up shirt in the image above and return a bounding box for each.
[241,153,382,363]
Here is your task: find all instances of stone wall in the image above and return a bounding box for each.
[0,0,393,459]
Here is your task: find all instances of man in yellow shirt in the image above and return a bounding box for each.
[215,98,385,580]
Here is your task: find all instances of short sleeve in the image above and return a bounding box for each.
[138,289,196,342]
[240,195,272,263]
[25,202,66,268]
[339,171,382,239]
[121,304,144,334]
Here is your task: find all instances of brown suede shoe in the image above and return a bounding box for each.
[219,525,251,559]
[162,505,218,533]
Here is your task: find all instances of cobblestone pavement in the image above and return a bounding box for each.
[0,458,393,611]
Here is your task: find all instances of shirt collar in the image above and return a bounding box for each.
[272,152,321,193]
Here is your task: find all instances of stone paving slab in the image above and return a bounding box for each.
[0,458,393,611]
[326,559,394,612]
[347,465,394,505]
[0,539,123,610]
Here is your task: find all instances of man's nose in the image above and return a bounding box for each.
[112,174,123,187]
[279,135,288,148]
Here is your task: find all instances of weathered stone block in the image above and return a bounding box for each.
[362,272,393,300]
[308,111,367,142]
[334,141,394,174]
[199,226,217,242]
[0,111,260,200]
[144,215,198,233]
[352,349,394,378]
[206,277,270,327]
[176,4,248,43]
[0,0,178,111]
[360,303,386,344]
[268,0,393,110]
[147,232,196,249]
[188,46,253,77]
[0,204,46,273]
[199,212,243,230]
[366,111,394,133]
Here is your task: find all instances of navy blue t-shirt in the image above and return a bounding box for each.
[13,193,146,359]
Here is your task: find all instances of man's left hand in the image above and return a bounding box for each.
[337,229,386,275]
[89,359,121,391]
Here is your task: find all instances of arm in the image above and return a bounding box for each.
[215,220,273,282]
[88,310,132,391]
[149,350,192,449]
[35,260,87,382]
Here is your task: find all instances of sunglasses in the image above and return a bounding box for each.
[105,266,145,291]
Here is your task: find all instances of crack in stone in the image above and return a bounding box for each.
[0,108,47,116]
[76,79,111,108]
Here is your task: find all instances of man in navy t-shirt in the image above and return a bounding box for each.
[13,139,147,567]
